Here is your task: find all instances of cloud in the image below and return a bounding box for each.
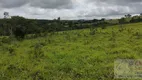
[87,0,142,5]
[0,0,142,19]
[30,0,73,9]
[83,0,142,18]
[0,0,28,8]
[0,0,73,9]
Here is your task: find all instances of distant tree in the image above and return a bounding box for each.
[101,22,108,29]
[58,17,61,21]
[130,16,142,23]
[118,17,126,27]
[14,25,26,39]
[11,16,26,28]
[130,17,135,23]
[68,21,74,30]
[101,18,105,22]
[140,13,142,16]
[2,20,10,36]
[25,20,40,34]
[125,14,131,18]
[137,17,141,22]
[4,12,11,19]
[119,18,125,24]
[93,19,98,22]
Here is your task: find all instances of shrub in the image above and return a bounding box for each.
[7,45,15,55]
[109,31,115,39]
[33,43,44,58]
[1,37,11,44]
[133,31,142,39]
[89,28,96,35]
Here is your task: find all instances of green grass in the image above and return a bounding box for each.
[0,22,142,80]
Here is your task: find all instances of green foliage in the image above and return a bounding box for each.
[0,37,11,44]
[29,42,45,59]
[33,43,44,58]
[7,45,15,56]
[0,15,142,39]
[118,17,126,24]
[0,22,142,80]
[89,27,96,35]
[14,25,26,39]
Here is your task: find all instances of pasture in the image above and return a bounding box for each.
[0,22,142,80]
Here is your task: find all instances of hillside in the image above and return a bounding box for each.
[0,22,142,80]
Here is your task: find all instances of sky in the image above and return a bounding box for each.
[0,0,142,20]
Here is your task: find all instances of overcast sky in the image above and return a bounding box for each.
[0,0,142,20]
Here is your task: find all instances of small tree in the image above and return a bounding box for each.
[118,18,125,32]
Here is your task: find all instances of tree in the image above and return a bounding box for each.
[25,20,40,34]
[118,17,126,28]
[130,17,136,23]
[125,14,131,18]
[119,18,125,24]
[57,17,60,21]
[140,13,142,16]
[101,22,108,29]
[14,25,26,39]
[101,18,105,22]
[93,19,98,22]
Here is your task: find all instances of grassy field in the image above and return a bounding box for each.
[0,22,142,80]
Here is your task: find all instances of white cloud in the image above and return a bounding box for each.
[0,0,142,19]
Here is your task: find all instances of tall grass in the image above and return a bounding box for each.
[0,22,142,80]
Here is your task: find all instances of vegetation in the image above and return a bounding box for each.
[0,14,142,39]
[0,21,142,79]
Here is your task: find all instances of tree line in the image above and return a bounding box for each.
[0,14,142,39]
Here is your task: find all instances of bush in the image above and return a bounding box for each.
[32,42,45,59]
[89,27,96,35]
[0,37,11,44]
[6,45,16,55]
[133,31,142,39]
